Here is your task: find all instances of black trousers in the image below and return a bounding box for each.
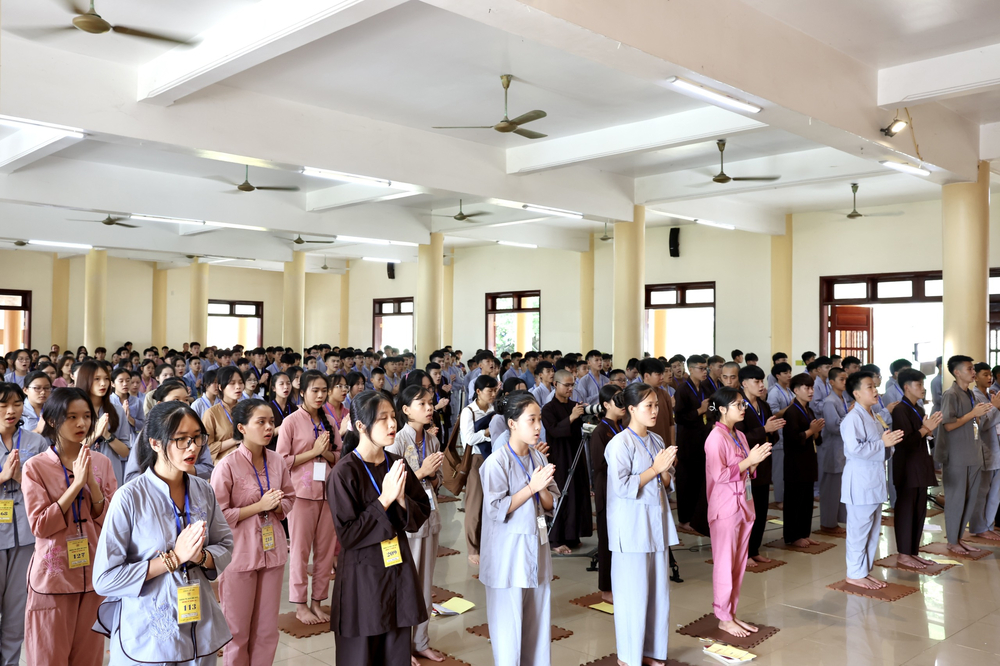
[783,481,814,544]
[749,482,770,556]
[596,507,611,592]
[893,485,928,555]
[335,626,411,666]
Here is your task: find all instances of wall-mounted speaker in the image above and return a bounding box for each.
[387,263,395,280]
[669,227,680,257]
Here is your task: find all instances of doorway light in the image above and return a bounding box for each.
[665,77,761,114]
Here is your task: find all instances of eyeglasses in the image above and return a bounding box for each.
[26,385,51,393]
[557,382,575,389]
[168,435,207,451]
[730,402,747,411]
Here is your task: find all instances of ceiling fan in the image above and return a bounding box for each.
[707,139,780,184]
[69,214,137,228]
[10,0,191,45]
[599,223,612,242]
[321,256,331,271]
[434,200,488,222]
[1,240,28,247]
[279,235,334,245]
[213,165,300,193]
[433,75,548,140]
[837,183,904,219]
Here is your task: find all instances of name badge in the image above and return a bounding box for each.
[261,524,275,552]
[537,515,549,545]
[67,536,90,569]
[424,485,437,511]
[0,499,13,523]
[312,460,328,482]
[178,584,201,624]
[381,536,402,567]
[973,419,980,441]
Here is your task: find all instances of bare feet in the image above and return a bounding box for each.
[751,554,773,564]
[601,590,614,604]
[746,558,758,569]
[896,553,927,569]
[678,522,692,532]
[295,603,322,625]
[775,502,783,510]
[845,577,880,589]
[973,531,1000,541]
[468,554,480,566]
[791,538,812,548]
[915,555,937,566]
[551,545,572,555]
[820,525,847,536]
[718,619,751,637]
[641,658,666,666]
[806,538,822,546]
[960,540,982,552]
[946,542,969,555]
[734,618,759,633]
[416,647,446,662]
[865,575,888,589]
[411,657,420,666]
[311,600,330,622]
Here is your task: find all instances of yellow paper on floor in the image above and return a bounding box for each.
[439,597,476,614]
[706,642,756,662]
[767,518,783,525]
[925,557,963,566]
[588,601,614,614]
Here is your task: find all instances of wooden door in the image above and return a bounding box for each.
[827,305,873,363]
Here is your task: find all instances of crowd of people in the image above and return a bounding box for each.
[0,339,990,666]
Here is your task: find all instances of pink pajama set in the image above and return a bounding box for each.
[212,445,296,666]
[705,422,754,622]
[20,448,117,666]
[277,408,340,605]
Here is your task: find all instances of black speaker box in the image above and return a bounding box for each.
[387,263,395,279]
[669,227,680,257]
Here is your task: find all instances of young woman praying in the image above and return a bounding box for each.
[325,373,351,438]
[4,349,30,388]
[53,356,74,388]
[606,382,678,666]
[110,367,143,444]
[21,387,117,666]
[203,367,245,463]
[138,359,158,395]
[268,371,295,451]
[461,374,498,566]
[211,399,295,666]
[276,370,339,626]
[705,387,771,638]
[590,383,624,604]
[242,372,259,402]
[328,390,431,665]
[288,367,304,406]
[92,400,233,665]
[782,373,825,547]
[76,361,131,486]
[21,370,52,434]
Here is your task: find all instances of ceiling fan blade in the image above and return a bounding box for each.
[513,128,547,140]
[731,176,781,182]
[254,186,300,192]
[116,222,139,228]
[508,110,547,126]
[862,211,905,217]
[111,25,190,45]
[304,240,334,243]
[59,0,88,15]
[461,212,489,218]
[431,126,494,129]
[6,26,78,40]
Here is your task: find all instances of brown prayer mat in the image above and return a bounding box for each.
[436,494,459,503]
[764,539,835,554]
[466,623,573,641]
[277,606,332,638]
[961,533,1000,547]
[583,656,692,666]
[920,541,991,560]
[874,554,955,576]
[677,524,708,537]
[677,613,778,649]
[437,546,460,557]
[430,586,463,602]
[569,592,606,608]
[827,579,919,601]
[768,501,783,511]
[813,528,848,539]
[416,656,470,666]
[706,558,787,573]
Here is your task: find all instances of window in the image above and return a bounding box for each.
[644,282,715,359]
[207,300,263,349]
[0,290,31,354]
[373,297,414,352]
[486,290,540,354]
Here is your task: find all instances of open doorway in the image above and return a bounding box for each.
[0,290,31,354]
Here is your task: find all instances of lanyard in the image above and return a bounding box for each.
[589,373,601,393]
[353,450,382,495]
[54,447,84,535]
[311,414,328,440]
[706,377,718,393]
[601,419,621,435]
[324,403,343,430]
[793,401,810,420]
[627,427,659,471]
[745,399,765,427]
[506,441,540,506]
[271,399,291,418]
[247,449,271,497]
[686,380,703,401]
[779,386,793,403]
[729,429,749,459]
[221,404,233,425]
[904,398,923,422]
[877,395,885,410]
[171,476,192,579]
[418,429,426,462]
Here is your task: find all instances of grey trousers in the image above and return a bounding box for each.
[771,445,785,503]
[612,551,670,666]
[819,471,846,528]
[943,463,983,544]
[407,530,440,652]
[0,544,32,666]
[484,582,552,666]
[969,468,1000,534]
[845,503,881,579]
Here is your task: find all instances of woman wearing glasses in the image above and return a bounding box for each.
[21,370,52,433]
[93,400,233,665]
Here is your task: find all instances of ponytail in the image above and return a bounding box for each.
[342,390,393,456]
[707,386,742,424]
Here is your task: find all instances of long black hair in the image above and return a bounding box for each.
[232,398,269,442]
[503,390,538,428]
[612,381,655,413]
[598,383,623,417]
[300,370,334,437]
[342,390,394,456]
[396,383,433,427]
[151,377,190,403]
[708,386,743,423]
[42,387,96,445]
[135,400,207,473]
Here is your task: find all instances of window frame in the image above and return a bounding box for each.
[0,289,32,349]
[643,281,717,356]
[207,299,263,348]
[372,297,415,351]
[485,290,541,351]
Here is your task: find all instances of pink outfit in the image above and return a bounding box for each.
[212,444,296,666]
[276,408,340,604]
[21,448,117,666]
[705,422,754,622]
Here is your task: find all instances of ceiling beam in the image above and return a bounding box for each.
[878,43,1000,108]
[0,124,84,174]
[137,0,407,106]
[648,198,785,235]
[306,183,422,211]
[505,107,765,174]
[981,122,1000,163]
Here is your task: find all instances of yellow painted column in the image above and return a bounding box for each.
[612,206,645,365]
[51,254,70,351]
[770,214,793,360]
[340,262,350,347]
[83,249,107,351]
[653,309,667,358]
[237,317,250,348]
[579,233,595,352]
[515,312,530,352]
[151,268,167,347]
[443,258,454,345]
[282,251,306,353]
[416,233,444,359]
[942,160,990,388]
[189,259,210,346]
[3,311,21,354]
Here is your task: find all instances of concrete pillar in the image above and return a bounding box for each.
[443,258,454,345]
[51,254,70,351]
[151,268,167,348]
[416,232,444,360]
[282,251,306,354]
[189,259,209,346]
[612,206,645,365]
[3,311,20,354]
[83,249,107,351]
[942,160,990,388]
[580,233,595,352]
[515,312,530,352]
[770,214,793,361]
[340,262,350,347]
[653,308,667,358]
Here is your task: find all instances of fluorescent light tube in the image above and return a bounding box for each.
[362,256,399,263]
[204,221,269,232]
[0,115,86,139]
[29,239,93,249]
[666,77,762,114]
[497,241,538,248]
[130,214,205,227]
[337,235,390,245]
[520,204,583,219]
[879,160,930,176]
[389,241,419,247]
[302,167,391,188]
[695,219,735,230]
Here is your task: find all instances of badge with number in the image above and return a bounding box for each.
[381,536,402,567]
[425,485,437,511]
[973,418,980,441]
[177,584,201,624]
[67,537,90,569]
[312,460,328,482]
[261,523,275,552]
[537,515,549,545]
[0,499,12,523]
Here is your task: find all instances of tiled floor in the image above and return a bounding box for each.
[25,495,1000,665]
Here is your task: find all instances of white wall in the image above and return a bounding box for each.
[208,265,284,346]
[0,249,54,352]
[305,272,342,347]
[347,259,418,350]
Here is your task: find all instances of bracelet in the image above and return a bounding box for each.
[157,550,177,573]
[92,495,105,505]
[195,548,208,568]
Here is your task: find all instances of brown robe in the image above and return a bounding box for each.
[541,398,593,546]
